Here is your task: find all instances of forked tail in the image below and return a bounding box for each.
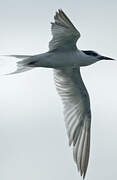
[1,54,33,75]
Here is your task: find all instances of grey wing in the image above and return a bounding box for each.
[49,9,81,51]
[54,67,91,179]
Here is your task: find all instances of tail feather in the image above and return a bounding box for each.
[1,54,32,59]
[1,55,33,75]
[6,65,32,75]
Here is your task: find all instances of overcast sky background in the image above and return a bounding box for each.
[0,0,117,180]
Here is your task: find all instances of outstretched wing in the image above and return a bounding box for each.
[49,9,81,51]
[54,67,91,179]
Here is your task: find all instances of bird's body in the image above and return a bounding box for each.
[17,49,98,69]
[3,9,115,179]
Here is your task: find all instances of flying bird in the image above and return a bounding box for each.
[3,9,115,178]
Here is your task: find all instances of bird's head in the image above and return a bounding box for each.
[82,50,115,61]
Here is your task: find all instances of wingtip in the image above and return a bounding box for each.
[58,8,63,11]
[77,166,86,179]
[58,9,63,13]
[56,9,65,16]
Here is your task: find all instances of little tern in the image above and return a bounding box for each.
[4,9,115,178]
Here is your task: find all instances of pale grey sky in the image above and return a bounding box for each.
[0,0,117,180]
